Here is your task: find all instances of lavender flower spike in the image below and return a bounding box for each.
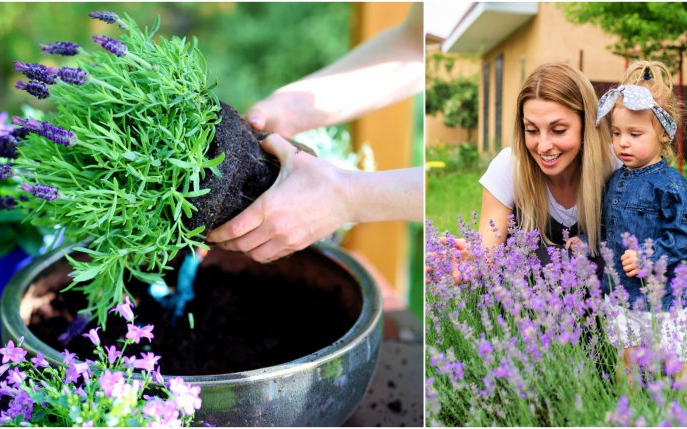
[58,67,89,85]
[13,62,58,84]
[12,117,76,147]
[0,135,18,159]
[21,183,59,202]
[15,81,50,99]
[0,196,17,211]
[40,41,80,56]
[89,11,120,24]
[92,35,127,57]
[0,164,13,180]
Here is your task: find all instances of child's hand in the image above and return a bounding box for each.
[621,249,640,277]
[437,237,469,283]
[566,236,583,253]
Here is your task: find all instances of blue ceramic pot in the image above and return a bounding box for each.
[0,246,32,297]
[1,242,382,426]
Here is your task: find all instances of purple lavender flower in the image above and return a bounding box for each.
[15,80,50,99]
[40,41,80,56]
[133,352,161,372]
[21,183,59,202]
[92,35,128,57]
[0,113,13,137]
[13,62,58,84]
[6,368,26,386]
[58,67,88,85]
[0,340,26,364]
[0,135,18,159]
[126,324,154,344]
[89,11,120,24]
[82,328,100,346]
[0,164,13,180]
[11,116,75,147]
[0,197,16,211]
[607,395,632,426]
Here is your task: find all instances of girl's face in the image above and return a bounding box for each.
[611,105,663,170]
[522,99,583,181]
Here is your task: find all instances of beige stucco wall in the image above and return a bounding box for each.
[478,2,626,153]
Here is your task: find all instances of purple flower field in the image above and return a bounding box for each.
[426,215,687,426]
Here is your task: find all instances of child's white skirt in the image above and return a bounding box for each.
[604,296,687,361]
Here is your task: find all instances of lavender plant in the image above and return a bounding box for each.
[0,112,49,257]
[0,299,201,426]
[3,12,223,325]
[426,216,687,426]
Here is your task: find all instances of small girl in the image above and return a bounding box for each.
[596,61,687,360]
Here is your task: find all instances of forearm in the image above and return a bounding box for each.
[344,167,423,223]
[270,5,423,132]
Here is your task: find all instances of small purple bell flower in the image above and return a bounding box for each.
[89,11,120,24]
[40,42,81,56]
[58,67,89,85]
[15,80,50,99]
[92,35,128,57]
[13,62,58,84]
[21,183,59,202]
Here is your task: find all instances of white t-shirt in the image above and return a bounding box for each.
[478,147,578,227]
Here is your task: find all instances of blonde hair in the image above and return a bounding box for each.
[614,60,680,160]
[512,63,615,255]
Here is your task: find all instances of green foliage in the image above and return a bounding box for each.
[563,2,687,71]
[0,3,350,116]
[0,178,47,257]
[13,13,220,326]
[426,52,478,131]
[426,142,481,174]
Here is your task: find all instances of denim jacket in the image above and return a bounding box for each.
[602,158,687,310]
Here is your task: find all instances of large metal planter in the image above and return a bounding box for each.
[1,243,383,426]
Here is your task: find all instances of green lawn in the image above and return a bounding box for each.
[425,170,483,237]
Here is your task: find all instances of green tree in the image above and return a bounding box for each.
[563,2,687,71]
[425,51,478,139]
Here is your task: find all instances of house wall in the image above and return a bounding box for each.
[478,2,626,154]
[345,2,416,300]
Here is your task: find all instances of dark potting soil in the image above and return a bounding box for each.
[184,102,280,232]
[28,264,357,375]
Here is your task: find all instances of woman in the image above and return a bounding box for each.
[478,63,616,256]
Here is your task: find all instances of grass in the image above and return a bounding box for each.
[425,169,483,237]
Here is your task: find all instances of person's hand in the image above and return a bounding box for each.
[206,134,351,263]
[247,91,326,138]
[566,236,583,253]
[437,236,469,284]
[621,249,640,277]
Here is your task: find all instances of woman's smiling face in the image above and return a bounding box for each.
[522,99,583,181]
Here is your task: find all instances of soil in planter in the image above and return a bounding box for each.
[184,102,279,232]
[28,264,357,375]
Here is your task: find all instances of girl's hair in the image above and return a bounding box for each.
[512,63,615,255]
[616,60,680,160]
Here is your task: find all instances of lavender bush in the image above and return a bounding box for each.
[0,298,201,426]
[426,215,687,426]
[3,11,221,325]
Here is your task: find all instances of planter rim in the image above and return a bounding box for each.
[1,242,382,385]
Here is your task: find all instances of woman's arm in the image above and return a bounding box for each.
[247,3,423,136]
[478,188,512,249]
